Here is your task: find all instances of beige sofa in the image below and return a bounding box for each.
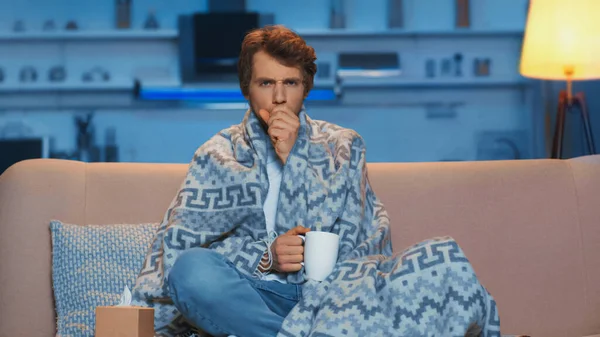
[1,156,600,337]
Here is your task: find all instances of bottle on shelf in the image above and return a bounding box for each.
[455,0,470,28]
[388,0,404,29]
[329,0,345,29]
[116,0,132,29]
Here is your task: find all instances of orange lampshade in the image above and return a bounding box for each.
[519,0,600,81]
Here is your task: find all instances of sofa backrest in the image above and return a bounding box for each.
[1,156,599,337]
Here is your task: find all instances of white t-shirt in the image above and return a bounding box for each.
[263,144,287,283]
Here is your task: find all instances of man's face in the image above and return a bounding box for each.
[245,50,306,124]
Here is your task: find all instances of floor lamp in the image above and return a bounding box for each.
[519,0,599,159]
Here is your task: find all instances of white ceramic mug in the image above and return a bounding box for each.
[298,231,339,281]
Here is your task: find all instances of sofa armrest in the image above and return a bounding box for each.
[0,159,86,337]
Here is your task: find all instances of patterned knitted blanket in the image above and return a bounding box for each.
[131,108,501,337]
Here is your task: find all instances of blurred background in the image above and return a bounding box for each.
[0,0,598,174]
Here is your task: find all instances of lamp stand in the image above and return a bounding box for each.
[551,90,596,158]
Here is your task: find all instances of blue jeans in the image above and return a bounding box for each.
[167,248,302,337]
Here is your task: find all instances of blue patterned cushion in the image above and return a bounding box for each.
[50,220,158,337]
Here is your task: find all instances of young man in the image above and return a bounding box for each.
[132,25,500,337]
[166,25,319,337]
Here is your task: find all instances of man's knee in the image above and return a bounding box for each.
[167,248,226,300]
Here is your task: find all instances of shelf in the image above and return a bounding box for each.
[339,77,530,89]
[0,79,529,95]
[0,82,134,93]
[0,30,178,42]
[0,29,522,42]
[297,29,524,39]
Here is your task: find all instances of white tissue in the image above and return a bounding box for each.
[117,285,132,306]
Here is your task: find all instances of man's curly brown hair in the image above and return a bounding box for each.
[238,25,317,97]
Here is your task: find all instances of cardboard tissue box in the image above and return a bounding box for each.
[95,286,154,337]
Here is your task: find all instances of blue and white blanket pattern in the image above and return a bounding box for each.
[131,108,501,337]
